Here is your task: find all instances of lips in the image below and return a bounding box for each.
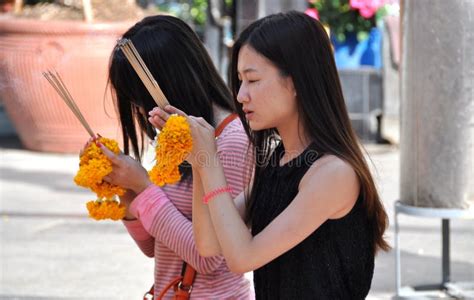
[242,108,254,120]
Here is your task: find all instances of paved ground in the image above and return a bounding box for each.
[0,136,473,299]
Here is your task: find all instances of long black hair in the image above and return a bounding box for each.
[230,11,389,253]
[109,15,234,178]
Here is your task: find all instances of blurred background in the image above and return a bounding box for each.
[0,0,472,299]
[0,0,400,148]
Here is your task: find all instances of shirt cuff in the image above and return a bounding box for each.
[122,219,152,241]
[129,184,169,233]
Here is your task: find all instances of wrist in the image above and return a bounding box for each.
[196,152,221,175]
[203,186,233,204]
[198,160,229,193]
[132,179,152,195]
[123,211,137,221]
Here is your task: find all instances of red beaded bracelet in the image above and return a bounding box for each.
[203,186,233,204]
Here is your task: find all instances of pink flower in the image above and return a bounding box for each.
[350,0,385,18]
[305,7,319,20]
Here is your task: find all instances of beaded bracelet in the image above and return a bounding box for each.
[203,186,233,204]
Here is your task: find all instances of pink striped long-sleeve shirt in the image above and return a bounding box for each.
[123,118,253,299]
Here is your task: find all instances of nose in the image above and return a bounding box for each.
[236,83,249,104]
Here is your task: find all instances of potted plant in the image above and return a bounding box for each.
[0,0,145,153]
[306,0,398,69]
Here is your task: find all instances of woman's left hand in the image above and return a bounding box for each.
[98,144,152,194]
[148,105,218,169]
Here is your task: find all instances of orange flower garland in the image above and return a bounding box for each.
[86,200,126,221]
[74,116,192,219]
[74,137,126,220]
[149,115,193,186]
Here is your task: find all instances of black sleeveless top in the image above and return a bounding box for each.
[251,142,374,300]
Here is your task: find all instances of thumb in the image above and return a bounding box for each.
[97,142,120,165]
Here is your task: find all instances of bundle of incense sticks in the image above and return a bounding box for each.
[42,70,95,137]
[116,38,169,108]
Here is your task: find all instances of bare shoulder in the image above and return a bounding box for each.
[299,154,359,218]
[302,154,357,184]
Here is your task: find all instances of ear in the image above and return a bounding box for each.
[285,76,297,97]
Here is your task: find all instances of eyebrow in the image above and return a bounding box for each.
[237,68,258,76]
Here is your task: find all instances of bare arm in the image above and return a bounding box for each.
[192,168,247,257]
[129,185,225,274]
[99,144,225,273]
[192,167,220,256]
[147,105,251,257]
[149,105,358,273]
[198,155,360,273]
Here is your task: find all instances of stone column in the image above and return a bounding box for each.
[236,0,259,34]
[400,0,473,208]
[236,0,307,34]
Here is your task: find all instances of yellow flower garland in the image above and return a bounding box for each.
[149,115,193,186]
[74,137,126,220]
[74,116,192,220]
[86,199,126,221]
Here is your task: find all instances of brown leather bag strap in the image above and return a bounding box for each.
[155,276,182,300]
[214,113,238,137]
[149,263,196,300]
[143,285,154,300]
[175,263,196,300]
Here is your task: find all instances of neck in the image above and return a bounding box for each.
[277,118,311,165]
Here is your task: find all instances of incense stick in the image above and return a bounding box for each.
[42,71,95,137]
[118,40,168,107]
[117,39,169,108]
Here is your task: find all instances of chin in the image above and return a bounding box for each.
[248,121,270,132]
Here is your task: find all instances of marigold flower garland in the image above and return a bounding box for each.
[44,65,192,220]
[149,115,193,186]
[74,137,126,221]
[42,71,126,221]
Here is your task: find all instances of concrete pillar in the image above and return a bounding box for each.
[400,0,473,208]
[204,18,221,70]
[236,0,307,34]
[236,0,259,34]
[382,15,400,144]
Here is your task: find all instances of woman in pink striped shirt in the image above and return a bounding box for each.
[97,15,253,299]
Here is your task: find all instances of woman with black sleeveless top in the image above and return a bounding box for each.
[150,11,390,299]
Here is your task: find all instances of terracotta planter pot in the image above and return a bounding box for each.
[0,1,14,13]
[0,17,133,153]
